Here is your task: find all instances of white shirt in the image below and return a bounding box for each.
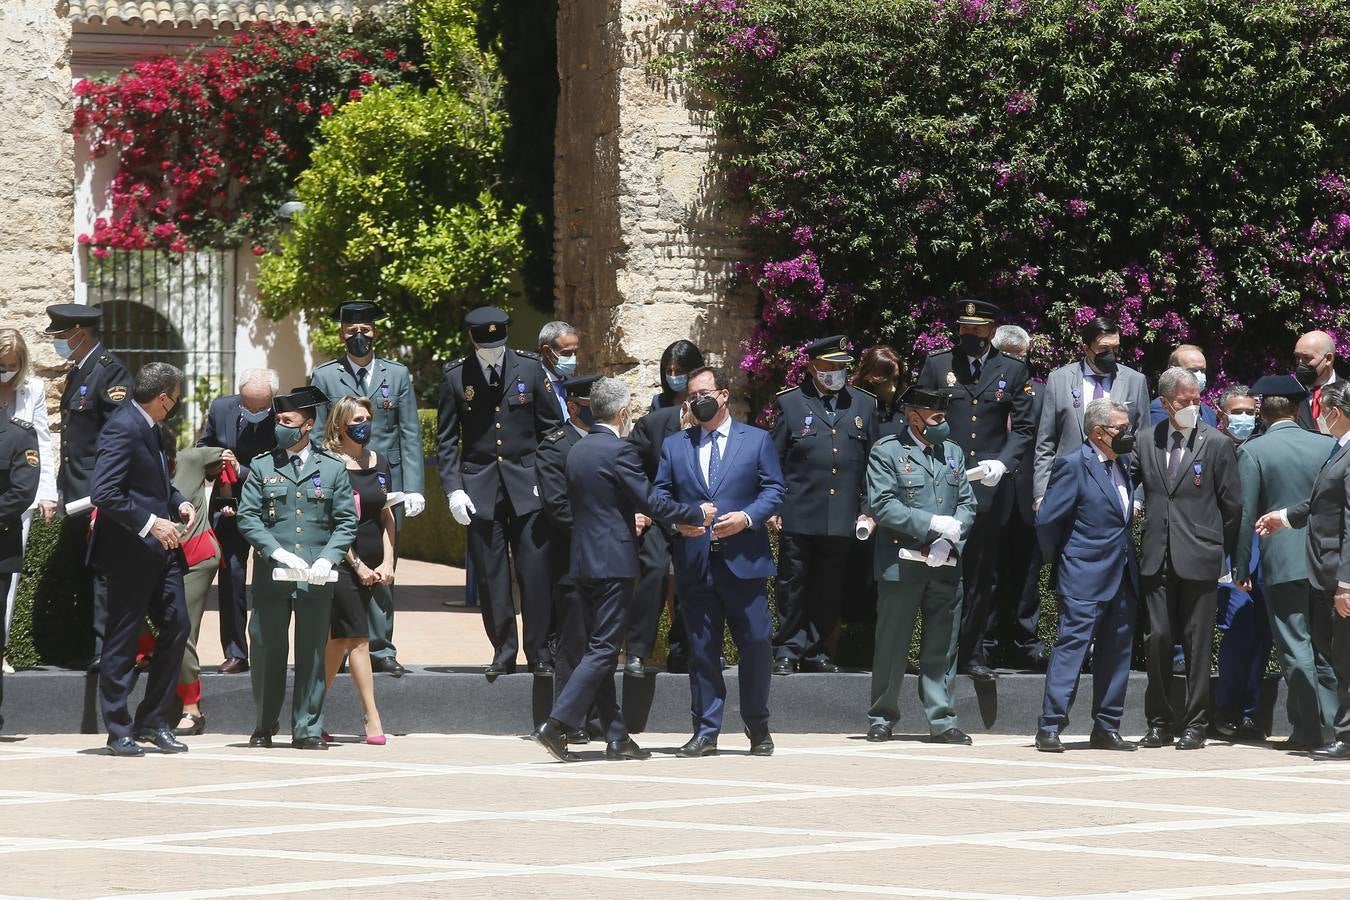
[544,365,569,422]
[134,402,168,537]
[74,341,102,373]
[288,445,312,467]
[1095,447,1129,517]
[345,355,375,391]
[596,423,622,439]
[696,416,749,528]
[969,347,991,379]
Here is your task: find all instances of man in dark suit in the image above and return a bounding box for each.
[0,415,40,729]
[535,378,711,762]
[651,366,786,758]
[769,335,878,675]
[437,306,564,679]
[627,399,689,674]
[1148,345,1218,428]
[90,363,194,757]
[918,300,1036,681]
[196,368,278,673]
[1257,380,1350,758]
[1033,399,1139,752]
[46,304,132,671]
[1137,367,1243,750]
[1294,330,1340,431]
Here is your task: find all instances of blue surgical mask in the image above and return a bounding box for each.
[553,355,578,378]
[53,338,75,360]
[1226,412,1256,441]
[664,373,688,393]
[274,422,306,449]
[240,407,272,425]
[1192,370,1208,392]
[346,421,372,445]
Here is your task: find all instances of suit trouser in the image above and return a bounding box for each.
[249,583,332,741]
[550,577,601,732]
[178,548,223,699]
[62,511,109,659]
[958,490,1010,668]
[550,577,631,743]
[773,532,851,663]
[1039,574,1136,734]
[627,526,676,658]
[1143,567,1217,731]
[1214,580,1272,722]
[1309,589,1350,742]
[680,557,772,739]
[869,569,961,733]
[1265,580,1338,744]
[100,551,190,740]
[367,506,401,661]
[214,519,251,660]
[467,494,552,668]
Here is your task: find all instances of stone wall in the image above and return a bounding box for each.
[0,1,74,398]
[554,0,756,411]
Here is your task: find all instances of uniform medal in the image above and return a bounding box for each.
[312,470,325,499]
[1071,388,1081,409]
[802,414,814,436]
[381,384,391,409]
[377,472,388,494]
[1192,462,1202,487]
[995,378,1006,402]
[516,381,527,406]
[78,385,88,410]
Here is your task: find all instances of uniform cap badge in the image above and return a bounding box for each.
[489,323,497,333]
[465,385,475,402]
[966,302,976,316]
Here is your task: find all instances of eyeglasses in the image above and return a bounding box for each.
[689,390,722,401]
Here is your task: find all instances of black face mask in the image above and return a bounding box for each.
[574,403,595,427]
[163,394,182,420]
[345,332,373,358]
[1295,362,1319,387]
[958,333,988,359]
[1110,430,1136,455]
[1092,350,1118,375]
[691,395,720,423]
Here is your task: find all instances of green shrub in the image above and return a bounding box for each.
[8,517,93,668]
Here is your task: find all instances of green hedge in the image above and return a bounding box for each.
[8,516,94,668]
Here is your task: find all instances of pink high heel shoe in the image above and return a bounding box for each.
[321,730,333,743]
[365,734,386,746]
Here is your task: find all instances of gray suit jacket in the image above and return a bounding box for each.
[1033,360,1150,501]
[1287,437,1350,592]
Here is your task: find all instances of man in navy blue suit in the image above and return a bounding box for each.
[90,362,195,757]
[1033,398,1140,752]
[197,368,278,672]
[535,378,712,762]
[652,366,786,758]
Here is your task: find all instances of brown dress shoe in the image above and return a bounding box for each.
[219,658,249,674]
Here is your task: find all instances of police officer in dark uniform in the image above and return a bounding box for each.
[46,304,132,670]
[0,415,40,728]
[917,299,1035,681]
[769,336,879,674]
[437,306,564,679]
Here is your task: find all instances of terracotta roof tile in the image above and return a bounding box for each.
[69,1,386,27]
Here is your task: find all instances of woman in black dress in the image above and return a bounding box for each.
[321,396,393,743]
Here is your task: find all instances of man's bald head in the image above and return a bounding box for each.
[239,367,278,414]
[1296,331,1337,388]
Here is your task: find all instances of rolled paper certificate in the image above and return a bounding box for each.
[384,491,406,509]
[898,547,958,567]
[64,496,93,515]
[965,467,985,482]
[271,568,339,584]
[855,519,874,540]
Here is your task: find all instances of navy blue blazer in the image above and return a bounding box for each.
[1035,443,1139,600]
[1149,397,1218,429]
[196,394,277,479]
[89,402,189,567]
[652,420,786,582]
[565,428,703,580]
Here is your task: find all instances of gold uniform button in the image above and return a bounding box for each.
[495,423,502,429]
[829,488,836,495]
[495,406,501,412]
[497,455,504,461]
[496,439,503,446]
[832,468,838,475]
[296,491,303,498]
[972,399,979,405]
[971,416,977,422]
[971,433,977,438]
[295,527,302,533]
[833,447,839,454]
[831,429,837,435]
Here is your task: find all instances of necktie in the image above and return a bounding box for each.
[1324,440,1342,468]
[1091,374,1105,400]
[823,393,835,415]
[971,357,983,381]
[706,431,721,488]
[488,364,500,388]
[152,424,168,481]
[292,454,303,473]
[1313,387,1323,420]
[356,367,368,392]
[1166,430,1184,480]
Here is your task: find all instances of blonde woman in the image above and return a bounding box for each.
[0,329,58,672]
[321,396,390,743]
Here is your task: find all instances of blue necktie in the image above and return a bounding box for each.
[1326,441,1342,468]
[706,431,721,488]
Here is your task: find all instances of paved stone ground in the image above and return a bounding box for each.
[2,732,1348,898]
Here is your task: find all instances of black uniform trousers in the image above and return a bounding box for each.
[1142,560,1217,732]
[60,511,109,660]
[214,517,250,661]
[467,490,552,669]
[550,577,632,744]
[958,481,1014,669]
[993,503,1046,663]
[99,550,190,740]
[774,532,851,663]
[1310,590,1350,742]
[627,526,686,659]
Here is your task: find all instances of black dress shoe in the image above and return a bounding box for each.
[372,658,407,677]
[606,737,652,760]
[291,736,328,750]
[745,728,774,756]
[800,656,842,673]
[135,728,189,753]
[107,736,144,757]
[1176,727,1206,750]
[535,719,580,762]
[174,712,206,736]
[930,728,973,745]
[1309,740,1350,760]
[865,723,892,743]
[624,656,646,678]
[1035,731,1064,753]
[962,664,997,683]
[86,655,102,674]
[1089,728,1136,751]
[772,657,796,676]
[565,729,590,745]
[248,731,273,748]
[485,662,515,682]
[1276,736,1320,751]
[532,661,555,678]
[665,655,688,674]
[675,735,719,758]
[1137,726,1173,748]
[218,657,248,675]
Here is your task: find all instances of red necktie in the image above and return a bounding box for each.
[1313,387,1323,420]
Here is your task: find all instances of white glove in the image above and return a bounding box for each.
[403,492,426,517]
[926,538,952,567]
[447,489,475,526]
[270,548,309,572]
[928,514,963,543]
[977,459,1007,487]
[307,557,334,586]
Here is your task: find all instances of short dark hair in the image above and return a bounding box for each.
[1079,316,1120,348]
[687,365,729,391]
[133,362,183,404]
[1260,396,1298,422]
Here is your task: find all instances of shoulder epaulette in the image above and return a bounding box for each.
[98,354,114,367]
[9,417,33,430]
[876,433,899,446]
[514,349,541,361]
[776,385,798,396]
[544,428,567,443]
[928,349,954,359]
[314,359,340,370]
[444,358,465,372]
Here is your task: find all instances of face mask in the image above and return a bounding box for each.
[618,409,633,439]
[920,419,950,446]
[345,332,373,358]
[241,406,272,425]
[274,422,307,449]
[53,338,75,360]
[1317,413,1331,435]
[551,354,578,378]
[1226,413,1256,440]
[1109,430,1136,455]
[691,394,720,423]
[664,373,688,393]
[0,370,17,384]
[1296,362,1319,387]
[163,395,182,420]
[476,346,505,370]
[1172,402,1200,430]
[958,333,988,359]
[1192,370,1208,392]
[574,402,595,428]
[816,368,847,392]
[1091,350,1118,375]
[346,421,372,445]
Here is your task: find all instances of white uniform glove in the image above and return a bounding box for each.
[270,548,309,572]
[447,489,475,526]
[926,538,952,567]
[928,514,963,543]
[403,492,426,517]
[307,556,334,586]
[976,459,1007,487]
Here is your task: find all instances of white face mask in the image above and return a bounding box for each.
[816,368,847,392]
[1172,403,1200,430]
[475,346,506,370]
[0,370,17,384]
[1318,413,1332,436]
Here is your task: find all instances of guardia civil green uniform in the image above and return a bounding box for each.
[866,387,977,738]
[237,388,357,744]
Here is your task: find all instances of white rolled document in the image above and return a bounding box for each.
[64,496,93,515]
[855,520,874,540]
[899,547,958,567]
[384,491,406,509]
[271,567,339,584]
[964,467,985,482]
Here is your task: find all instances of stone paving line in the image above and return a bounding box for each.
[0,733,1347,898]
